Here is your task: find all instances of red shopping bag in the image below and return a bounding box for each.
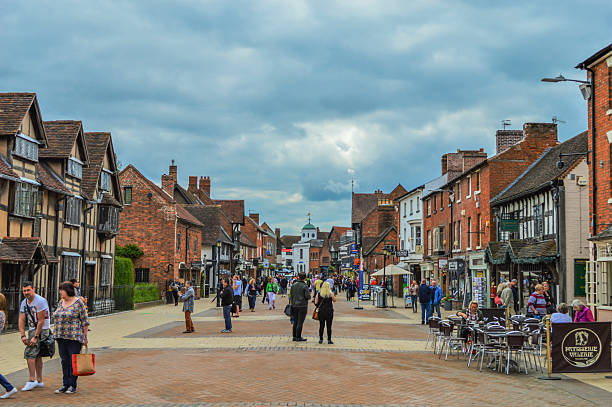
[72,347,96,376]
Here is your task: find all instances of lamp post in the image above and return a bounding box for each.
[382,247,391,308]
[541,73,597,237]
[216,241,222,307]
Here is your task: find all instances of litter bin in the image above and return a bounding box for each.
[376,289,387,308]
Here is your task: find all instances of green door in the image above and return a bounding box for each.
[574,259,587,297]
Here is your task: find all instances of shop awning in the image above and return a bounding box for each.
[0,237,57,264]
[371,264,413,277]
[486,239,557,265]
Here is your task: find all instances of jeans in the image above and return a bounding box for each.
[56,338,83,389]
[0,374,14,392]
[319,314,333,341]
[432,303,441,318]
[222,305,232,330]
[248,294,256,310]
[292,306,307,339]
[421,303,432,323]
[410,295,418,312]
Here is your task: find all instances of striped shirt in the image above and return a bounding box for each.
[527,292,547,315]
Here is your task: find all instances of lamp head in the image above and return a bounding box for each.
[541,75,565,83]
[556,160,565,170]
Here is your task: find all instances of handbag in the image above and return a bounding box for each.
[25,303,55,358]
[72,346,96,376]
[284,304,292,317]
[312,307,319,320]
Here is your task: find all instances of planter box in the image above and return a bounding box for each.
[443,301,453,311]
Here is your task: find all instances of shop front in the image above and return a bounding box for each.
[448,258,466,307]
[468,251,488,307]
[587,230,612,322]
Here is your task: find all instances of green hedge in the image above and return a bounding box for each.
[134,283,160,303]
[114,257,134,310]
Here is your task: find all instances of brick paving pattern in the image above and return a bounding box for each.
[1,296,610,406]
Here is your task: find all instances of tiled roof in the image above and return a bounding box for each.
[240,232,257,247]
[37,162,71,195]
[120,164,173,202]
[175,184,202,205]
[100,192,122,207]
[82,132,111,200]
[280,235,301,247]
[0,237,56,263]
[589,225,612,242]
[491,132,588,205]
[508,239,557,264]
[0,156,19,180]
[351,193,379,224]
[40,121,84,159]
[0,93,36,135]
[245,215,265,233]
[363,226,397,256]
[213,200,244,224]
[218,226,233,244]
[183,205,231,244]
[176,205,204,227]
[485,241,509,265]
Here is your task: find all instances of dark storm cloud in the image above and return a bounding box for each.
[1,0,610,234]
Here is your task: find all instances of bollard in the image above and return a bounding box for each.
[538,315,561,380]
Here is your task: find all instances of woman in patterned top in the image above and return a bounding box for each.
[0,293,18,399]
[52,281,89,395]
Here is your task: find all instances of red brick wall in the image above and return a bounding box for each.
[118,167,176,287]
[363,229,398,272]
[587,58,612,235]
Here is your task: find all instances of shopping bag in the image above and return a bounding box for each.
[312,307,319,320]
[72,347,96,376]
[284,304,292,317]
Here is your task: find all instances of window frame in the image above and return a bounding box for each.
[123,187,132,205]
[14,181,42,218]
[13,133,39,162]
[63,255,80,281]
[65,196,82,227]
[100,257,112,286]
[67,157,83,179]
[100,169,112,192]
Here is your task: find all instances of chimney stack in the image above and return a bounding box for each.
[495,130,524,154]
[161,160,176,195]
[168,160,177,183]
[199,176,211,197]
[275,228,281,239]
[249,213,259,224]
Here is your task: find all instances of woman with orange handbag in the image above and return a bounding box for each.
[52,281,89,395]
[314,282,336,344]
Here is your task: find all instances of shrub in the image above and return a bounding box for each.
[116,244,144,259]
[134,283,160,303]
[114,257,134,310]
[114,257,134,285]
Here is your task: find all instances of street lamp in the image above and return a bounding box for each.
[382,247,391,308]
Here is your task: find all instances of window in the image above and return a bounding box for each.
[65,196,82,226]
[475,171,481,192]
[100,257,112,286]
[302,233,305,238]
[63,255,80,281]
[67,157,83,179]
[300,248,303,259]
[100,170,111,191]
[186,235,190,254]
[457,221,462,249]
[426,199,431,216]
[433,195,437,214]
[14,182,42,217]
[123,187,132,205]
[177,233,181,250]
[456,182,462,202]
[403,202,406,217]
[193,237,198,254]
[477,214,482,247]
[433,228,440,251]
[416,198,420,213]
[467,176,472,198]
[427,230,432,255]
[135,267,150,283]
[14,134,39,162]
[534,204,544,238]
[409,199,413,215]
[415,226,422,246]
[467,217,472,249]
[98,205,119,233]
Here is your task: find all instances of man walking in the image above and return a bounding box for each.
[170,281,179,306]
[220,278,234,333]
[18,282,51,391]
[418,279,432,325]
[179,281,195,333]
[511,279,519,313]
[430,280,443,319]
[290,272,311,342]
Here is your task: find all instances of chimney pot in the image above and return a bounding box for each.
[199,176,211,197]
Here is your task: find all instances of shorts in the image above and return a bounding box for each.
[24,329,51,359]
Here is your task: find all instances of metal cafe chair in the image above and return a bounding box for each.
[438,321,468,360]
[521,327,543,372]
[477,326,506,372]
[425,316,442,352]
[503,331,528,375]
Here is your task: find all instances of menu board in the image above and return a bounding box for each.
[472,276,484,307]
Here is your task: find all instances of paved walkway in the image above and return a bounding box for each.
[1,293,610,406]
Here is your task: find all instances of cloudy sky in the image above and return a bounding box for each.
[1,1,610,234]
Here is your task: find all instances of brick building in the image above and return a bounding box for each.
[118,164,203,297]
[422,123,559,306]
[577,44,612,319]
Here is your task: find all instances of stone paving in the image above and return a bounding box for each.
[1,294,610,406]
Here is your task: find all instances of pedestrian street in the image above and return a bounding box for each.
[1,295,610,407]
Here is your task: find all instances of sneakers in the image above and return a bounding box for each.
[54,386,68,394]
[296,337,307,342]
[220,329,232,333]
[64,387,76,394]
[35,382,44,388]
[0,388,17,399]
[21,381,38,392]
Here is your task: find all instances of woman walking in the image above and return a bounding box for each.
[247,279,257,312]
[315,281,336,344]
[527,284,547,319]
[0,293,17,399]
[266,278,279,310]
[409,280,419,313]
[261,277,269,304]
[53,281,89,394]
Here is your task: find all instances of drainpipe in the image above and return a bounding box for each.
[81,203,94,289]
[53,197,64,290]
[552,181,565,303]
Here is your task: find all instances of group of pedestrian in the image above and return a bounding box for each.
[289,272,336,344]
[417,279,443,324]
[0,280,89,400]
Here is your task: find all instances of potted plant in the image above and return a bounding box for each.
[442,294,453,311]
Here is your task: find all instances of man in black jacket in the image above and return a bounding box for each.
[289,272,311,341]
[418,279,432,325]
[220,278,234,333]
